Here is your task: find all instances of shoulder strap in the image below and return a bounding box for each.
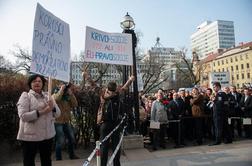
[26,92,31,110]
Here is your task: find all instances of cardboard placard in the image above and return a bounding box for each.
[150,121,160,129]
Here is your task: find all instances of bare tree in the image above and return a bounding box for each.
[0,55,14,74]
[79,51,110,87]
[141,50,169,94]
[174,47,206,86]
[10,45,31,73]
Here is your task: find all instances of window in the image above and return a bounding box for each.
[218,61,220,66]
[235,56,238,62]
[213,62,215,66]
[218,69,220,72]
[242,73,244,79]
[248,73,250,79]
[222,60,224,65]
[232,75,234,80]
[231,66,234,71]
[236,74,239,80]
[226,59,228,64]
[222,68,224,72]
[241,64,244,70]
[230,58,233,62]
[247,63,250,68]
[236,65,239,70]
[240,55,243,60]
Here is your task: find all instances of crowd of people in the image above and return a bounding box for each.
[139,83,252,150]
[16,73,252,166]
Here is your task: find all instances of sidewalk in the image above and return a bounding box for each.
[2,139,252,166]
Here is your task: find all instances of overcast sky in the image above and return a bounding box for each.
[0,0,251,62]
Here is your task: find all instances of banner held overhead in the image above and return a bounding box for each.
[84,26,133,66]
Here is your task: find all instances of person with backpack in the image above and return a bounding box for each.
[98,76,134,166]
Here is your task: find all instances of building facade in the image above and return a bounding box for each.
[70,61,123,86]
[191,20,235,60]
[199,42,252,89]
[70,61,84,85]
[140,39,185,90]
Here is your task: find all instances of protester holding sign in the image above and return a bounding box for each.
[17,74,61,166]
[83,71,134,166]
[99,76,134,166]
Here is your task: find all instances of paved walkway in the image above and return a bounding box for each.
[2,139,252,166]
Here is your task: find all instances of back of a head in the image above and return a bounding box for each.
[107,81,117,92]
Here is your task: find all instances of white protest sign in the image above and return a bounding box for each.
[84,26,133,65]
[209,72,230,88]
[31,3,71,82]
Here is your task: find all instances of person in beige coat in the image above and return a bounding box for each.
[190,87,204,145]
[17,74,61,166]
[52,82,79,160]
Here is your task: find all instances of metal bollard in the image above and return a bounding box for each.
[96,141,101,166]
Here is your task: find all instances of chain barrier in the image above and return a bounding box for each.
[107,125,127,166]
[82,114,127,166]
[100,114,127,144]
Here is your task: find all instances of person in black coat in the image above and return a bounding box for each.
[209,82,232,146]
[168,92,185,147]
[240,88,252,138]
[179,90,193,141]
[230,85,243,137]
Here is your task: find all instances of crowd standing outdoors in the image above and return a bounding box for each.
[139,83,252,150]
[16,72,252,165]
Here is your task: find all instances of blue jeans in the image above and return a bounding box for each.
[55,123,76,160]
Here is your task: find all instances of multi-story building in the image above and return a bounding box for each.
[70,61,84,85]
[199,53,219,88]
[191,20,235,60]
[199,42,252,88]
[70,61,123,86]
[140,38,185,90]
[212,42,252,88]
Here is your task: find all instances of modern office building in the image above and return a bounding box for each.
[191,20,235,60]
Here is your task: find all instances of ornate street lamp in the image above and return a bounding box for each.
[120,12,139,132]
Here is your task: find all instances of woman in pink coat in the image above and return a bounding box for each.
[17,74,61,166]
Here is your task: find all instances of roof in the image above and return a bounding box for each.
[200,52,219,64]
[200,41,252,63]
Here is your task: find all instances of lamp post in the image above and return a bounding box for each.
[120,12,139,132]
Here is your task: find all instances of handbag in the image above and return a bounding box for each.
[150,121,160,129]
